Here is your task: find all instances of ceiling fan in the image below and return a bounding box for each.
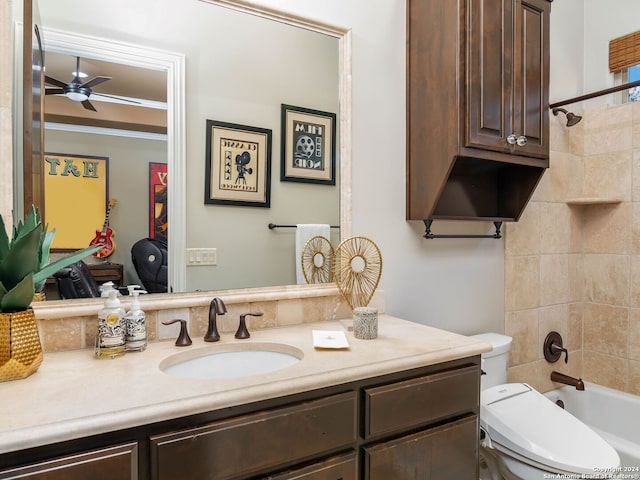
[44,56,140,112]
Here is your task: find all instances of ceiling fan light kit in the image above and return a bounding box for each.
[44,56,139,112]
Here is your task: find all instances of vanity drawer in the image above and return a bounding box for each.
[265,451,357,480]
[363,415,478,480]
[150,391,357,480]
[363,365,478,438]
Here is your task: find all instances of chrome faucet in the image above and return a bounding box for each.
[204,297,227,342]
[550,371,585,391]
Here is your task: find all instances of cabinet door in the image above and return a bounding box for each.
[0,443,138,480]
[466,0,514,154]
[512,0,550,158]
[363,416,478,480]
[265,452,357,480]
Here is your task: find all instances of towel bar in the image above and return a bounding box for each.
[268,223,340,229]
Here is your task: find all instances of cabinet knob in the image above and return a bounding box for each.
[506,134,517,145]
[516,135,528,146]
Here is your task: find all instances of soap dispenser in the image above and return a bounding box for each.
[125,285,147,352]
[96,289,126,359]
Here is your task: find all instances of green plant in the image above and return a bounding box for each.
[0,206,102,312]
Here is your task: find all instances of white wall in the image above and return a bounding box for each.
[584,0,640,96]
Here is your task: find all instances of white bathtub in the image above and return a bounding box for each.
[544,382,640,471]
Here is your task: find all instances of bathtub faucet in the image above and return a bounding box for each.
[550,371,585,391]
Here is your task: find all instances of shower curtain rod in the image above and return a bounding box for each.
[549,79,640,109]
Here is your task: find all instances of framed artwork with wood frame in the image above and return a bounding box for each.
[43,153,109,251]
[280,104,336,185]
[149,162,168,241]
[204,120,272,207]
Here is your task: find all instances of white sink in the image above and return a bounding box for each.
[160,343,303,379]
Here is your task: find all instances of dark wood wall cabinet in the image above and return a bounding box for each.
[407,0,552,222]
[0,357,480,480]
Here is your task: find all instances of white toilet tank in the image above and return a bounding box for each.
[470,333,512,390]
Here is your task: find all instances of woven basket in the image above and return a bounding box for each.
[0,309,43,382]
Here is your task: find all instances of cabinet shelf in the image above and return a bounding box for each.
[565,197,623,206]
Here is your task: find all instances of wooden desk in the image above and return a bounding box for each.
[45,262,124,287]
[87,263,124,286]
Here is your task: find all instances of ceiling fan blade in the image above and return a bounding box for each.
[81,100,97,112]
[81,76,112,89]
[91,92,142,104]
[44,75,67,88]
[44,87,65,95]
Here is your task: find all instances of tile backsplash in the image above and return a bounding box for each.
[33,285,385,353]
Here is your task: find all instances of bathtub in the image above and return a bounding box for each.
[544,382,640,472]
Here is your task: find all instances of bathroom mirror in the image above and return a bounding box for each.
[16,0,352,295]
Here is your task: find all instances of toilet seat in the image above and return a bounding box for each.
[480,383,620,476]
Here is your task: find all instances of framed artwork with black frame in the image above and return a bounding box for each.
[280,104,336,185]
[204,120,272,207]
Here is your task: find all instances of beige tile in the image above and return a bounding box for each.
[276,299,305,326]
[539,353,583,393]
[582,203,631,254]
[583,350,628,391]
[505,255,540,311]
[39,318,83,353]
[550,114,572,153]
[505,309,539,366]
[629,360,640,396]
[582,151,632,201]
[188,306,208,337]
[632,150,640,201]
[585,103,632,130]
[533,152,583,203]
[632,203,640,254]
[505,202,540,256]
[583,254,630,305]
[631,256,640,307]
[538,304,569,359]
[568,254,583,303]
[507,362,539,390]
[539,254,570,306]
[539,203,572,253]
[245,301,278,330]
[567,302,583,352]
[569,119,585,156]
[629,308,640,361]
[569,208,583,254]
[220,302,249,333]
[584,126,633,157]
[583,302,628,357]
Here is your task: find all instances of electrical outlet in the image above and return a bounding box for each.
[186,248,217,266]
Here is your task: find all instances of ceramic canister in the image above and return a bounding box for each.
[353,307,378,340]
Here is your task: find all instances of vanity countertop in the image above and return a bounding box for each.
[0,315,490,454]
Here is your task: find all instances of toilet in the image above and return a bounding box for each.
[471,333,620,480]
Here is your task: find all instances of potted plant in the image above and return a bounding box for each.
[0,206,102,382]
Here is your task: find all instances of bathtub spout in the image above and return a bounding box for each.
[551,371,585,391]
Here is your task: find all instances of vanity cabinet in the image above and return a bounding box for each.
[0,442,138,480]
[407,0,551,222]
[0,357,480,480]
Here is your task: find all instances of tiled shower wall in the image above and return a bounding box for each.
[505,102,640,394]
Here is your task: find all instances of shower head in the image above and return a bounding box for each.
[552,107,582,127]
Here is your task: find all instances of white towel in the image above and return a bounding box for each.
[295,224,331,284]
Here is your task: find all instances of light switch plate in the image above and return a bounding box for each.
[186,248,217,266]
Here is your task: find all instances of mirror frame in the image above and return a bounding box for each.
[31,0,352,294]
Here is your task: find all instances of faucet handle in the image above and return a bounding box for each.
[162,319,192,347]
[544,331,568,363]
[235,312,263,339]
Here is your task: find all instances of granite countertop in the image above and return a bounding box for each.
[0,315,491,454]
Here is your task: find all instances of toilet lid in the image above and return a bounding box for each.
[481,383,620,475]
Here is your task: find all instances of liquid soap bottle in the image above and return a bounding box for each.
[125,285,147,352]
[96,289,126,359]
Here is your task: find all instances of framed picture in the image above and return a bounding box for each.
[149,162,168,241]
[204,120,272,207]
[43,153,109,251]
[280,104,336,185]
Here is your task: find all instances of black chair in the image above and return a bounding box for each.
[54,260,101,299]
[131,238,168,293]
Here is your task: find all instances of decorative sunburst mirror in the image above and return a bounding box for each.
[301,236,335,284]
[333,236,382,309]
